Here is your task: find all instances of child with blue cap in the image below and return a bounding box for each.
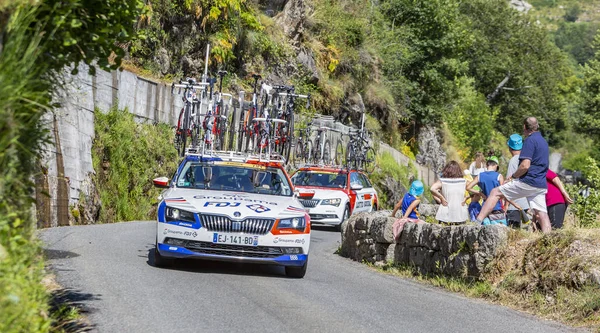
[391,180,426,239]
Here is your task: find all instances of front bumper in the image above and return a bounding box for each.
[304,205,343,226]
[157,243,307,266]
[157,222,310,266]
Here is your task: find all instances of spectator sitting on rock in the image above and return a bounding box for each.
[468,191,482,222]
[430,161,469,225]
[391,180,426,239]
[467,156,511,226]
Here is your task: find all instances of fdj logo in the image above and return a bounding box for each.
[204,202,241,207]
[246,204,270,213]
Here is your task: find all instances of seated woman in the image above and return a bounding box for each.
[430,161,469,225]
[390,180,426,240]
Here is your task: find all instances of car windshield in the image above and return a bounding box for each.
[291,171,347,189]
[176,161,293,196]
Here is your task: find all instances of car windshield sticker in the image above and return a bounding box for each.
[246,204,270,213]
[214,161,267,170]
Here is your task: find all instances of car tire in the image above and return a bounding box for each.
[285,260,308,278]
[153,245,170,268]
[372,203,378,212]
[336,205,350,232]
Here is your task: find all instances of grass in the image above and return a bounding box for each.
[91,107,179,223]
[365,228,600,330]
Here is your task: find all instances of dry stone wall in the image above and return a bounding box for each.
[340,211,509,279]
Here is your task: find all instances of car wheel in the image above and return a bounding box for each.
[336,205,350,232]
[153,243,170,268]
[372,203,378,212]
[285,260,308,278]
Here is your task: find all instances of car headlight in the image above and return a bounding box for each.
[320,198,341,207]
[165,207,196,223]
[277,217,306,230]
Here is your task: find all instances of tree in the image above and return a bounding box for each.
[33,0,144,74]
[459,0,571,143]
[377,0,471,126]
[579,34,600,141]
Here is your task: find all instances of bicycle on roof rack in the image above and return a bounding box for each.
[271,85,310,165]
[239,73,262,154]
[292,120,314,169]
[201,70,231,152]
[172,78,209,157]
[345,128,375,173]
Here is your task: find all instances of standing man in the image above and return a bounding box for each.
[475,117,552,233]
[505,134,530,228]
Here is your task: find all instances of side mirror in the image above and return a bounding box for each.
[297,190,315,199]
[350,184,363,191]
[153,177,170,189]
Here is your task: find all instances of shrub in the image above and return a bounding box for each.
[92,108,179,223]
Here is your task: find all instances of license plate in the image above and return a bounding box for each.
[212,233,258,246]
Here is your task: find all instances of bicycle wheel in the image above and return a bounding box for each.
[293,140,303,169]
[364,147,376,173]
[334,140,344,166]
[284,112,294,165]
[323,140,331,165]
[345,142,356,170]
[304,140,313,164]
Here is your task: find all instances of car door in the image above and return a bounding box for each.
[349,172,369,213]
[358,173,377,211]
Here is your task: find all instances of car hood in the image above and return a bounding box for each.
[295,186,349,200]
[161,188,306,219]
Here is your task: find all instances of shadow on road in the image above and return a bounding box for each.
[44,248,81,260]
[145,246,291,279]
[49,288,100,332]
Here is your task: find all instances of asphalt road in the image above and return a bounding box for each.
[41,221,580,333]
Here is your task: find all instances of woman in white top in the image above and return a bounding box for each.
[468,152,486,176]
[430,161,469,225]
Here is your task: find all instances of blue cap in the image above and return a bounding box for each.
[507,134,523,150]
[409,180,424,196]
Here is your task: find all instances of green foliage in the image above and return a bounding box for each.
[377,0,470,125]
[32,0,143,75]
[563,4,581,22]
[579,34,600,141]
[92,108,178,223]
[460,0,571,142]
[554,22,600,65]
[0,6,53,333]
[444,78,498,159]
[132,0,264,75]
[567,157,600,228]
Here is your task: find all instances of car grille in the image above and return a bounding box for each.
[200,215,274,235]
[170,239,284,258]
[299,199,320,208]
[309,214,338,221]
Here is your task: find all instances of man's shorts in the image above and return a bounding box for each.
[499,180,547,213]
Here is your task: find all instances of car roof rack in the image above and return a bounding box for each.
[184,147,287,165]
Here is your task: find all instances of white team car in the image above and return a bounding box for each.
[291,166,379,231]
[152,153,311,278]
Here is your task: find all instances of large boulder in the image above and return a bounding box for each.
[415,125,446,173]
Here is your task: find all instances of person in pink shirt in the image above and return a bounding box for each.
[546,170,574,229]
